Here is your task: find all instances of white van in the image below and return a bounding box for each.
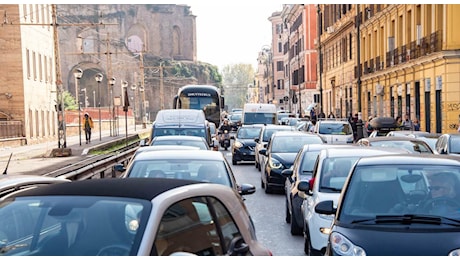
[242,103,277,125]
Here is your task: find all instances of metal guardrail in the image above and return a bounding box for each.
[43,141,140,181]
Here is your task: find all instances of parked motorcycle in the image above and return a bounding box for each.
[219,130,231,150]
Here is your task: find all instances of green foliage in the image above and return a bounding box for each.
[221,64,254,110]
[63,91,78,110]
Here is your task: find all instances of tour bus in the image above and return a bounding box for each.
[149,109,213,147]
[241,103,278,125]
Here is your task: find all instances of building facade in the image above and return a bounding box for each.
[318,4,460,133]
[0,4,57,145]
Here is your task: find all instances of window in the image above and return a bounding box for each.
[155,197,243,256]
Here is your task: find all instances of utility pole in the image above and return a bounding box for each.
[52,4,69,154]
[160,61,164,109]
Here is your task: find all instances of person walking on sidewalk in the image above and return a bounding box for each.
[83,112,94,144]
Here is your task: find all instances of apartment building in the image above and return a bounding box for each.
[0,4,57,145]
[319,4,460,133]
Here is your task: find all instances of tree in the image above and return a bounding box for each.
[63,91,78,110]
[221,64,254,110]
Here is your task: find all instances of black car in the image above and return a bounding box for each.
[315,154,460,256]
[254,124,297,172]
[260,131,325,194]
[228,113,242,132]
[435,133,460,155]
[231,125,263,165]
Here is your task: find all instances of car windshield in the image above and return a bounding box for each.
[263,128,293,142]
[127,159,232,187]
[151,140,208,150]
[370,140,432,153]
[271,136,323,153]
[318,123,353,135]
[340,165,460,223]
[319,157,359,192]
[153,128,206,138]
[0,196,149,256]
[237,127,261,139]
[449,136,460,154]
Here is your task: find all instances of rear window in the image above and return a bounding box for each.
[318,123,352,135]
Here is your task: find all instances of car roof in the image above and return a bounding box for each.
[301,144,352,152]
[133,149,225,161]
[240,124,264,128]
[137,145,201,152]
[317,120,350,124]
[272,131,315,137]
[261,124,296,130]
[152,135,207,141]
[321,146,410,157]
[361,136,426,142]
[14,178,202,201]
[356,153,460,166]
[0,175,70,198]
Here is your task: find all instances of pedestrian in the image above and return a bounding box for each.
[413,118,420,131]
[83,112,94,144]
[318,110,326,119]
[365,116,374,137]
[402,113,414,130]
[328,112,335,119]
[310,108,317,121]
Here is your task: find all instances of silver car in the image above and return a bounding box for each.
[0,178,272,256]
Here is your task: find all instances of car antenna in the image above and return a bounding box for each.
[2,153,12,175]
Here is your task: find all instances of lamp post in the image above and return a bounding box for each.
[131,84,137,131]
[95,73,103,141]
[121,80,129,146]
[108,77,116,137]
[81,88,87,108]
[73,68,83,146]
[139,84,145,128]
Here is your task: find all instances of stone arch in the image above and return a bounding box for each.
[67,63,106,108]
[126,23,148,54]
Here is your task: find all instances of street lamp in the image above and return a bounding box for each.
[108,77,116,137]
[139,84,146,128]
[73,68,83,146]
[121,80,129,146]
[95,73,103,141]
[131,84,137,131]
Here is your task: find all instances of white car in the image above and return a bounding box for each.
[298,146,410,255]
[311,119,354,144]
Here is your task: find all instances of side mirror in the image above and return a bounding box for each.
[259,149,266,155]
[281,168,293,178]
[315,200,336,215]
[113,164,126,173]
[239,183,256,195]
[254,138,260,143]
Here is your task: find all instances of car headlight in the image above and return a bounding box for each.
[269,157,284,169]
[330,232,366,256]
[233,141,243,148]
[449,249,460,256]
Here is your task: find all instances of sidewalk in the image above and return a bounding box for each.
[0,125,150,175]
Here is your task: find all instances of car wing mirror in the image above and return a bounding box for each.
[315,200,336,215]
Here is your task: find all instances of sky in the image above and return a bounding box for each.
[187,2,284,71]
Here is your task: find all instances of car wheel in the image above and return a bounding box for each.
[304,225,322,256]
[304,226,312,255]
[285,198,291,223]
[257,162,261,171]
[261,178,265,189]
[290,208,303,236]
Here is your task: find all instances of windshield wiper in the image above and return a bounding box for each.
[0,243,28,254]
[320,186,341,192]
[351,214,460,226]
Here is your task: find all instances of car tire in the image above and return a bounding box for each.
[260,178,265,189]
[285,199,291,223]
[257,162,261,171]
[304,225,322,256]
[290,208,303,236]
